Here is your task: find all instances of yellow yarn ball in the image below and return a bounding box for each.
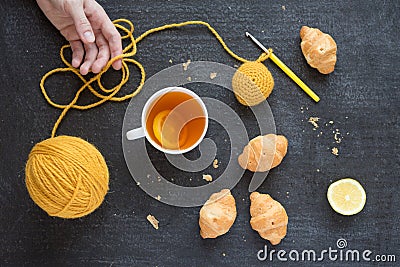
[232,61,274,106]
[25,136,109,219]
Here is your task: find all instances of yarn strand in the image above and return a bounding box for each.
[39,19,267,138]
[135,20,250,63]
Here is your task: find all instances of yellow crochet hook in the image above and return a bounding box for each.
[245,32,320,102]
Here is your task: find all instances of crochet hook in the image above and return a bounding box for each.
[245,32,320,102]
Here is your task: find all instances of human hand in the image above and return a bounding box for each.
[37,0,122,75]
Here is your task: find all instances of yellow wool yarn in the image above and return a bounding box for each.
[26,136,109,219]
[27,19,272,218]
[232,61,274,106]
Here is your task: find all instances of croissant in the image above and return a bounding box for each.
[199,189,237,238]
[250,192,288,245]
[300,26,337,74]
[238,134,288,172]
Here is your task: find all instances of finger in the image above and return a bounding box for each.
[70,40,84,68]
[91,32,110,73]
[101,20,122,70]
[84,1,122,70]
[80,42,98,75]
[65,0,95,43]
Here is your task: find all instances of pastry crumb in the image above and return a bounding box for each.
[213,159,219,169]
[187,76,192,82]
[282,5,286,10]
[136,181,141,186]
[334,131,342,143]
[203,174,213,182]
[222,253,226,257]
[308,117,320,128]
[183,59,191,71]
[210,72,217,79]
[331,147,339,156]
[317,169,320,172]
[147,214,159,229]
[169,59,173,64]
[156,195,161,201]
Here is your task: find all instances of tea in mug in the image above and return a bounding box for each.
[145,91,206,150]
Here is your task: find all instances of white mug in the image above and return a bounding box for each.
[126,86,208,154]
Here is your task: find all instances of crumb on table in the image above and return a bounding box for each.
[203,174,213,182]
[334,129,342,143]
[210,72,217,79]
[147,214,159,229]
[183,59,191,71]
[308,117,320,128]
[331,147,339,156]
[213,159,219,169]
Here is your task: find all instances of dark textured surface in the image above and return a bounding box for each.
[1,0,399,266]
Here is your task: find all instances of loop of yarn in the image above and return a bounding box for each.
[26,136,109,219]
[232,61,274,106]
[28,19,272,219]
[255,49,273,63]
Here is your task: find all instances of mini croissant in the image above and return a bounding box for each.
[250,192,288,245]
[199,189,237,238]
[300,26,337,74]
[238,134,288,172]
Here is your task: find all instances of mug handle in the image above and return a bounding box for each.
[126,127,145,140]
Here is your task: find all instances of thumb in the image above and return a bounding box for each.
[66,1,95,43]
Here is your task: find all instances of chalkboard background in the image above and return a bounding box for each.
[1,0,399,266]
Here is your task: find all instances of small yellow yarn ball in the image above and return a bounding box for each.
[232,61,274,106]
[25,136,109,219]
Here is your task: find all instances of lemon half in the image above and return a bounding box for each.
[153,110,188,149]
[327,178,366,216]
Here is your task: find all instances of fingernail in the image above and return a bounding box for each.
[72,59,80,68]
[83,31,95,43]
[113,60,122,70]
